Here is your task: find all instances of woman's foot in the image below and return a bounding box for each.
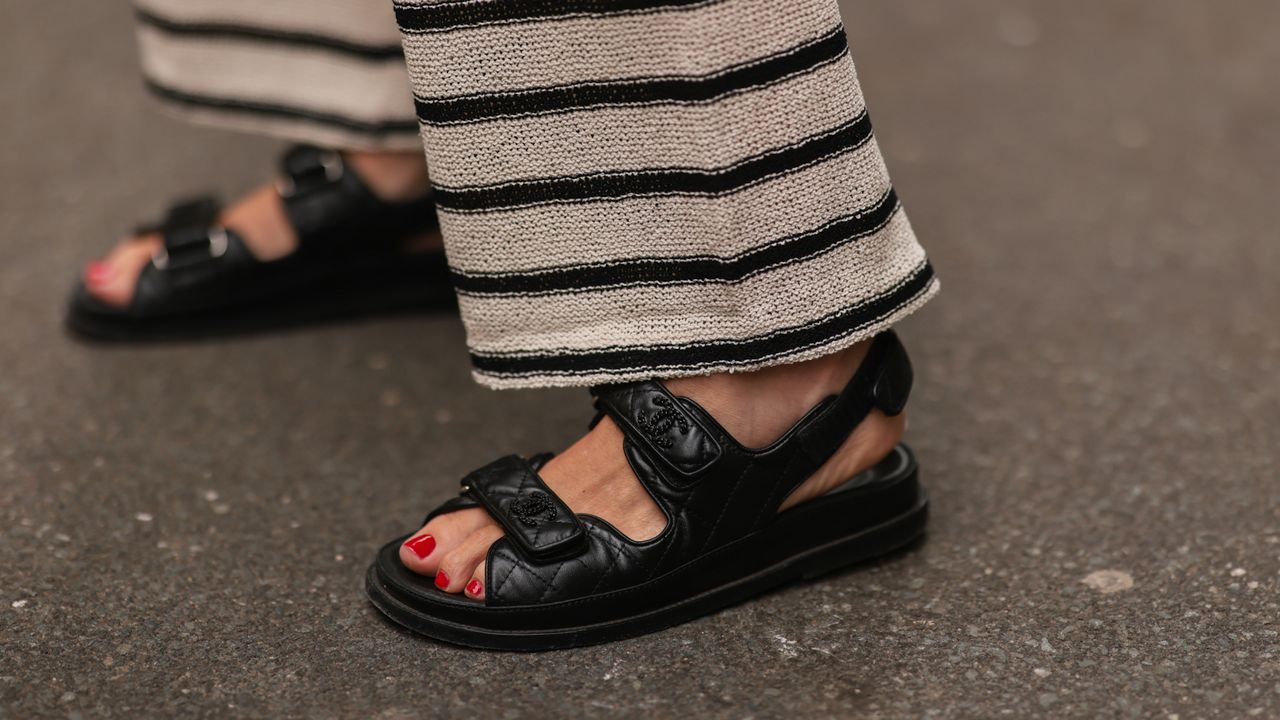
[399,339,906,600]
[82,150,437,307]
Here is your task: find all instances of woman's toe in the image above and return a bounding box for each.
[398,507,490,577]
[433,524,504,594]
[83,235,161,307]
[464,562,486,601]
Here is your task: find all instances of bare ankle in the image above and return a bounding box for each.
[344,150,431,201]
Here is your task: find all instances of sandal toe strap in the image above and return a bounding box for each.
[421,452,556,526]
[145,196,235,272]
[460,455,586,563]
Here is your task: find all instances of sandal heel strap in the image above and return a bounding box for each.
[461,455,587,562]
[791,331,914,479]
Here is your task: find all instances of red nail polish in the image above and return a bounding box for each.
[85,261,114,284]
[403,534,436,559]
[435,571,449,589]
[466,579,482,596]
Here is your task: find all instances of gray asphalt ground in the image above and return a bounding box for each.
[3,1,1279,718]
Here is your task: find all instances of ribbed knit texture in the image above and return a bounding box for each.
[133,0,421,150]
[396,0,939,388]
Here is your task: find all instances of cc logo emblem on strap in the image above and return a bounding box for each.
[510,491,557,527]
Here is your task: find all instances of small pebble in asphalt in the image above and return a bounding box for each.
[1081,569,1134,594]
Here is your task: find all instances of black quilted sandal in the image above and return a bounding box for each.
[366,331,928,651]
[67,145,453,341]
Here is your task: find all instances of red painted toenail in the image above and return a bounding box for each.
[435,571,449,589]
[403,534,436,559]
[466,579,482,596]
[85,261,114,284]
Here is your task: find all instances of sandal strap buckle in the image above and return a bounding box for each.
[277,145,345,198]
[152,226,229,271]
[146,196,230,271]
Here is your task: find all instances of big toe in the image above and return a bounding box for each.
[398,507,491,578]
[83,234,161,307]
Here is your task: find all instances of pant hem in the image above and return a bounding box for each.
[469,276,939,390]
[147,93,425,153]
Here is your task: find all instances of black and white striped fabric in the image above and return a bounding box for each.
[133,0,421,150]
[397,0,939,388]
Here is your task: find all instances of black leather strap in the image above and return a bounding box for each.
[277,145,360,244]
[422,453,555,526]
[146,197,232,272]
[279,145,346,198]
[274,143,440,251]
[591,381,722,480]
[460,455,586,562]
[788,331,913,480]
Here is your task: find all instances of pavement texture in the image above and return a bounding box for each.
[3,1,1279,718]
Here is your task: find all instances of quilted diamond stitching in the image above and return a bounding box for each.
[697,460,753,555]
[490,547,522,598]
[491,548,568,601]
[492,524,650,603]
[747,444,806,531]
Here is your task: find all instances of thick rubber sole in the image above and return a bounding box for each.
[65,253,455,343]
[365,447,927,651]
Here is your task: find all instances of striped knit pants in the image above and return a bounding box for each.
[134,0,939,389]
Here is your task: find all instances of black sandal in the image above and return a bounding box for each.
[66,145,453,341]
[366,331,928,650]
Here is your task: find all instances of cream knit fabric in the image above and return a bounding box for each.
[133,0,421,150]
[396,0,939,388]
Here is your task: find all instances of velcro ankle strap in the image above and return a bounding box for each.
[461,456,586,562]
[795,331,914,468]
[867,330,913,417]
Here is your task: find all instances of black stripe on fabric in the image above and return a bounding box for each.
[452,189,899,297]
[414,27,848,125]
[468,261,937,378]
[135,8,405,61]
[144,80,420,136]
[433,111,874,213]
[395,0,720,34]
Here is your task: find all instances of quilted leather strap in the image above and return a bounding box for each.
[591,381,722,481]
[459,455,586,562]
[422,453,554,526]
